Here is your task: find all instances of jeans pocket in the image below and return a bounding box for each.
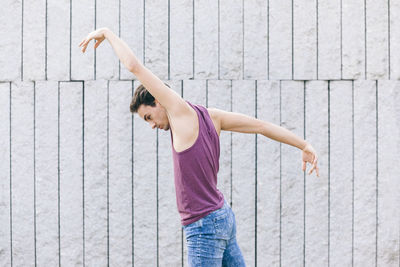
[213,212,231,238]
[184,217,216,240]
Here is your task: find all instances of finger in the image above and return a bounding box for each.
[79,39,86,47]
[311,157,317,167]
[311,158,319,177]
[308,164,315,175]
[82,43,89,53]
[82,36,93,48]
[80,35,92,46]
[79,39,90,48]
[84,39,92,47]
[80,41,88,51]
[94,39,103,49]
[302,161,306,171]
[82,38,93,52]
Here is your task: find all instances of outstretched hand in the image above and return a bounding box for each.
[79,28,108,53]
[302,143,320,177]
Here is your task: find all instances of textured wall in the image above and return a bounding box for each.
[0,0,399,266]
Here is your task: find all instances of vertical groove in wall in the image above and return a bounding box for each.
[181,227,184,267]
[21,0,24,81]
[218,0,220,79]
[206,80,208,108]
[316,0,319,80]
[143,0,146,64]
[45,0,48,80]
[9,82,13,267]
[82,81,86,266]
[242,0,245,79]
[254,80,257,267]
[107,81,110,266]
[229,80,232,206]
[279,80,282,267]
[303,81,306,267]
[180,81,184,267]
[156,128,159,267]
[375,81,378,267]
[168,0,170,81]
[131,80,135,267]
[69,0,72,80]
[34,82,37,267]
[291,0,294,80]
[351,80,354,267]
[340,0,343,79]
[156,101,159,267]
[267,0,270,80]
[364,0,367,79]
[388,0,391,79]
[94,0,97,80]
[192,0,195,79]
[328,81,331,267]
[118,0,121,79]
[57,82,61,267]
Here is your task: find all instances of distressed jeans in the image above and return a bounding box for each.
[183,200,246,266]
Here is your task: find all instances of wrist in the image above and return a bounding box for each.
[102,27,111,38]
[300,141,308,150]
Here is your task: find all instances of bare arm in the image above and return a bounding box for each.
[209,108,320,176]
[210,108,307,149]
[79,28,187,114]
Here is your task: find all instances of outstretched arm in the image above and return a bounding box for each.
[208,108,320,177]
[79,28,186,114]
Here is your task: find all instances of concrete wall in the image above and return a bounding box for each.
[0,0,399,266]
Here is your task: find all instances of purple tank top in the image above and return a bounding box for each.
[170,102,224,226]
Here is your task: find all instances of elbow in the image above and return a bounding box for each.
[258,123,268,136]
[259,121,275,137]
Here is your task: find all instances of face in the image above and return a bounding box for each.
[137,101,170,131]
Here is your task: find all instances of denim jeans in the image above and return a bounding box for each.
[183,200,246,266]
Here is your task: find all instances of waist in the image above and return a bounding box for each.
[182,199,231,235]
[178,194,225,226]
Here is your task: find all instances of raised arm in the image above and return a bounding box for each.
[208,108,320,177]
[79,28,186,114]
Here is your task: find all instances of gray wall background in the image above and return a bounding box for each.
[0,0,399,266]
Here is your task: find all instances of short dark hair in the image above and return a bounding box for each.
[130,83,170,113]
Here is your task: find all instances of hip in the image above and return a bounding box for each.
[183,200,236,240]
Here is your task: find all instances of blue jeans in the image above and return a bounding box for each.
[183,200,246,266]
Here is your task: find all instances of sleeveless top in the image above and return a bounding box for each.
[170,102,224,226]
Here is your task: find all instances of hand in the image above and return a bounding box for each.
[301,143,320,177]
[79,28,109,53]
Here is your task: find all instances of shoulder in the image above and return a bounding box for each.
[206,107,229,122]
[206,108,223,135]
[206,107,220,120]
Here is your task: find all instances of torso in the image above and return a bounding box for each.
[169,104,220,153]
